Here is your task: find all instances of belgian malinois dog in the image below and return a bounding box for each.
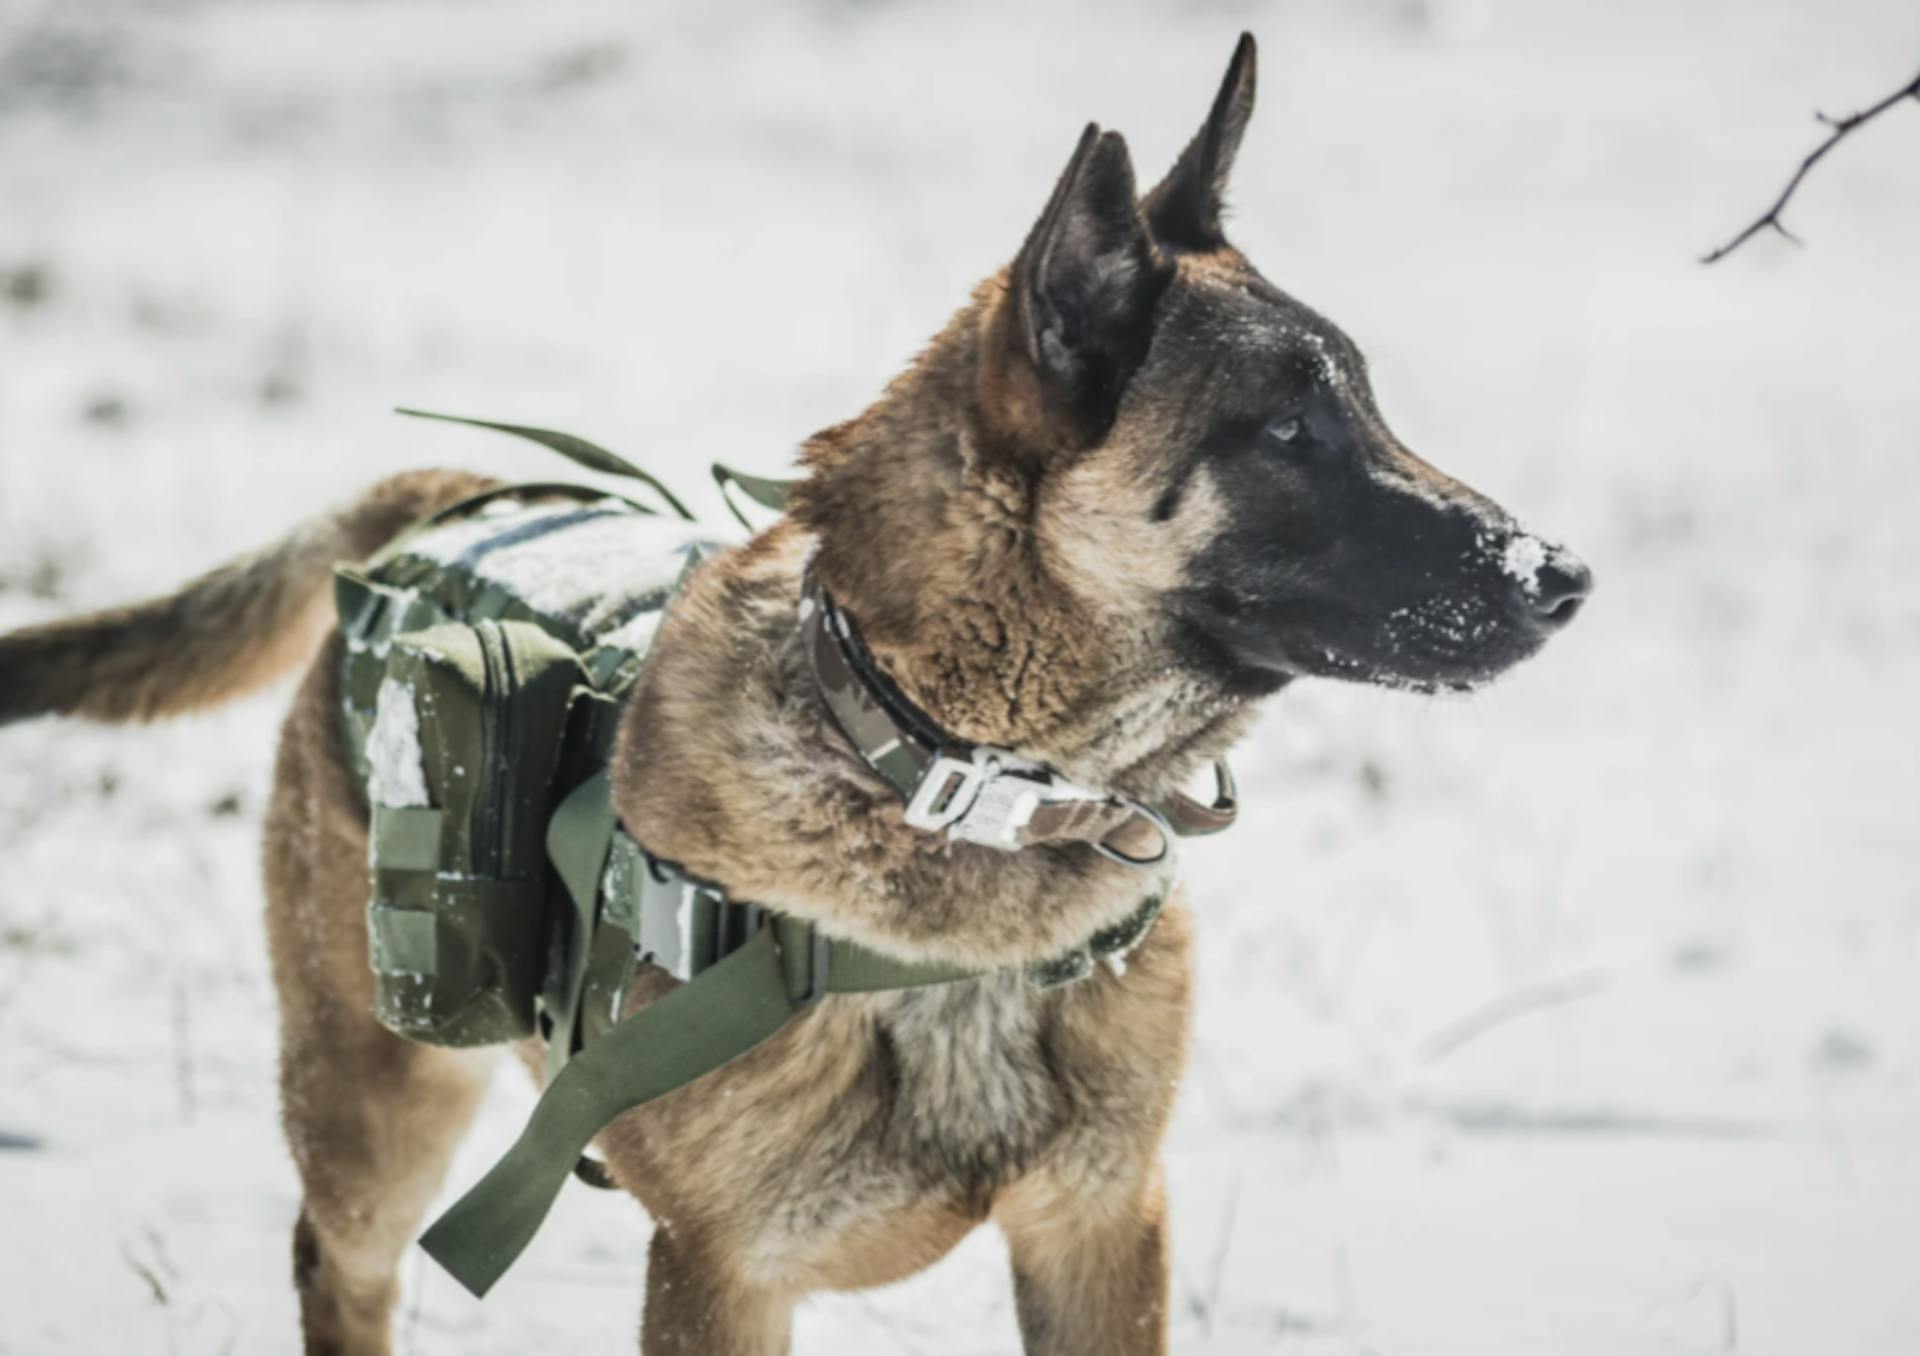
[0,34,1588,1355]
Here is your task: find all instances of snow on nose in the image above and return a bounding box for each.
[1501,534,1551,598]
[1495,530,1591,629]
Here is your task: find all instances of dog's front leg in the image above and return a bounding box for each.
[997,1159,1171,1356]
[640,1226,793,1355]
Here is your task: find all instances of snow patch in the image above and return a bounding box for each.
[404,500,720,645]
[595,607,663,655]
[1501,534,1550,598]
[365,678,431,808]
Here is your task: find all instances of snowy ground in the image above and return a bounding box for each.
[2,1,1918,1352]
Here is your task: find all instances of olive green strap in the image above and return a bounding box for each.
[824,939,977,992]
[420,918,975,1297]
[370,805,445,871]
[395,408,697,523]
[711,463,797,532]
[419,926,797,1296]
[367,908,437,975]
[541,770,619,1079]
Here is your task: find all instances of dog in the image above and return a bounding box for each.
[0,34,1588,1355]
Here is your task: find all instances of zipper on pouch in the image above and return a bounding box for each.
[474,621,517,877]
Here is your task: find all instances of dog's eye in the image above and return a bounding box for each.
[1263,416,1304,447]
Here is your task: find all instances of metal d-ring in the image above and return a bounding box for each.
[1092,798,1176,870]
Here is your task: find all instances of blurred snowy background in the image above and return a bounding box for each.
[2,0,1918,1352]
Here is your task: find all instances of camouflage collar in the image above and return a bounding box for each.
[799,578,1238,866]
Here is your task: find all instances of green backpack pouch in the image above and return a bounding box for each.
[364,618,582,1047]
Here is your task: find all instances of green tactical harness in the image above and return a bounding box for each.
[335,411,1236,1298]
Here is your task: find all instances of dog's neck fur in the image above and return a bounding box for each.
[609,278,1262,968]
[793,275,1257,799]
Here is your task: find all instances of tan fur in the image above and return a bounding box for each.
[786,266,1259,805]
[0,469,496,726]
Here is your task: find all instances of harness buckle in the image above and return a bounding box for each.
[633,864,702,982]
[633,855,768,983]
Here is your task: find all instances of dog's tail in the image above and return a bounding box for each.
[0,469,496,727]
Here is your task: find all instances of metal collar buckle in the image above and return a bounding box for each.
[901,750,988,832]
[902,748,1045,851]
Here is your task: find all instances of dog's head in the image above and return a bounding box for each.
[798,34,1588,746]
[974,35,1589,698]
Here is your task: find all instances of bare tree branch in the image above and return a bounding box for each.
[1703,67,1920,263]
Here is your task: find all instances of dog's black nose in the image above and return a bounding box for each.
[1525,556,1591,629]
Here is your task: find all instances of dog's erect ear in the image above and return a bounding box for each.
[1142,33,1258,251]
[1007,123,1166,450]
